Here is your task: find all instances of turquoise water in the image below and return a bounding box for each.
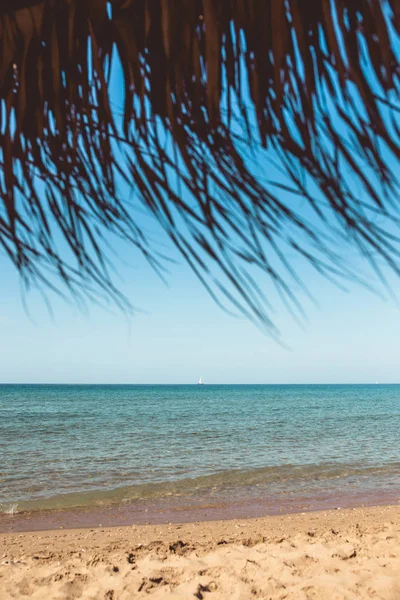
[1,384,400,514]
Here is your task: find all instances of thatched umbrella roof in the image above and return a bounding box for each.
[0,0,399,332]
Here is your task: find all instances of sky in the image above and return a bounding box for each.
[1,33,400,385]
[1,231,400,384]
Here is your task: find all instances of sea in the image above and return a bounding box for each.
[1,384,400,530]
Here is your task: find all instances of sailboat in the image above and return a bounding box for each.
[198,376,204,385]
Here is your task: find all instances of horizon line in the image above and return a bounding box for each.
[0,382,397,386]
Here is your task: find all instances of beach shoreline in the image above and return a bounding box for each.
[1,504,399,598]
[2,486,400,535]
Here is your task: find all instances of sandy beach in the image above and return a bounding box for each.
[1,504,400,599]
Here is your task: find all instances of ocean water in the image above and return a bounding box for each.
[1,384,400,515]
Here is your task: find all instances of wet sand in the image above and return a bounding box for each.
[1,504,400,599]
[2,484,400,534]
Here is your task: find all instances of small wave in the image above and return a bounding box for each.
[0,503,18,515]
[3,461,400,515]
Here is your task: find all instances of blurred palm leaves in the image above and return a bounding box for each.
[0,0,399,331]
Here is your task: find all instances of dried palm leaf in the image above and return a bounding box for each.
[0,0,399,332]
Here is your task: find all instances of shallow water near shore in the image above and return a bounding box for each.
[1,384,400,527]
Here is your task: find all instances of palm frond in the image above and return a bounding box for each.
[0,0,399,331]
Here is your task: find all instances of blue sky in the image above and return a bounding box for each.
[0,231,400,384]
[1,36,400,384]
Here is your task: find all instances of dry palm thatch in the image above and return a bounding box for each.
[0,0,399,333]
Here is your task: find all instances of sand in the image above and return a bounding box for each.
[1,505,400,599]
